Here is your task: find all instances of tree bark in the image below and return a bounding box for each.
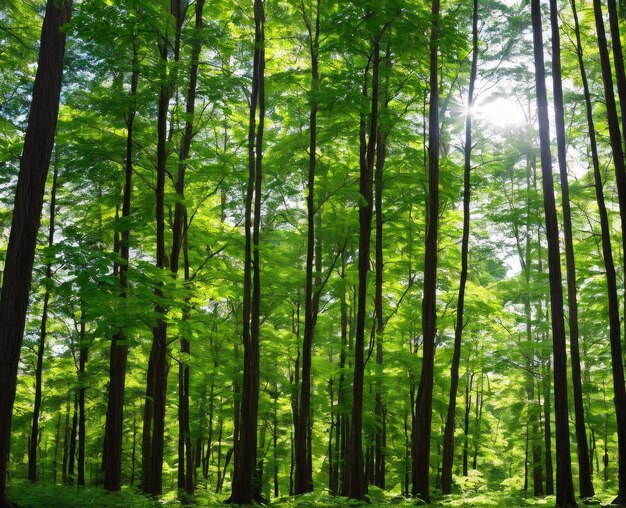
[28,158,59,482]
[0,1,71,504]
[228,0,265,503]
[103,37,139,492]
[578,0,626,502]
[441,0,478,494]
[412,0,440,501]
[344,33,382,502]
[530,1,576,505]
[77,314,87,487]
[295,0,321,495]
[548,0,593,497]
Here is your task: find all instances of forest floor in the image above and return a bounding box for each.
[6,481,616,508]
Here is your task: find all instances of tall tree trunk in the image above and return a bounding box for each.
[142,0,181,495]
[104,37,139,492]
[0,1,71,504]
[174,0,205,497]
[548,0,593,497]
[344,32,382,502]
[68,392,78,484]
[28,159,59,482]
[412,0,440,501]
[441,0,478,494]
[228,0,265,503]
[77,313,87,486]
[295,0,321,495]
[578,1,626,502]
[373,40,393,492]
[530,1,576,504]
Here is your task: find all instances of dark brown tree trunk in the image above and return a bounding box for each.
[28,159,59,483]
[548,0,593,498]
[174,1,205,497]
[0,1,71,504]
[178,213,194,497]
[412,0,440,502]
[228,0,265,503]
[77,314,87,486]
[344,33,382,502]
[372,40,393,491]
[142,1,181,495]
[103,37,139,493]
[441,0,478,494]
[295,0,321,495]
[530,1,576,504]
[578,1,626,502]
[273,388,279,498]
[524,424,529,493]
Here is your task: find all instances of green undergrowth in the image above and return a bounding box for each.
[6,481,617,507]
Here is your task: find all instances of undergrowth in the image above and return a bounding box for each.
[6,481,616,507]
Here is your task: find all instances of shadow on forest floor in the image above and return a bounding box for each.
[6,481,615,507]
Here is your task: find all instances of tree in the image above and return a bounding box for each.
[530,0,576,504]
[441,0,478,495]
[227,0,266,503]
[0,1,72,505]
[412,0,440,501]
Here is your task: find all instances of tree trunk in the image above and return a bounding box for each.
[295,0,321,495]
[68,392,78,484]
[0,1,71,503]
[142,0,181,495]
[228,0,265,503]
[412,0,440,501]
[578,0,626,502]
[28,159,59,482]
[441,0,478,494]
[548,0,593,497]
[103,37,139,492]
[344,33,382,502]
[530,1,576,504]
[77,314,87,486]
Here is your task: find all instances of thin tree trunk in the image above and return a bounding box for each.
[228,0,265,502]
[0,1,71,504]
[28,159,59,482]
[548,0,593,497]
[295,0,321,494]
[77,313,87,486]
[412,0,440,501]
[530,1,576,504]
[589,1,626,503]
[68,392,78,484]
[103,37,139,492]
[344,32,382,502]
[441,0,478,494]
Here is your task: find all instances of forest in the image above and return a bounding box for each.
[4,0,626,506]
